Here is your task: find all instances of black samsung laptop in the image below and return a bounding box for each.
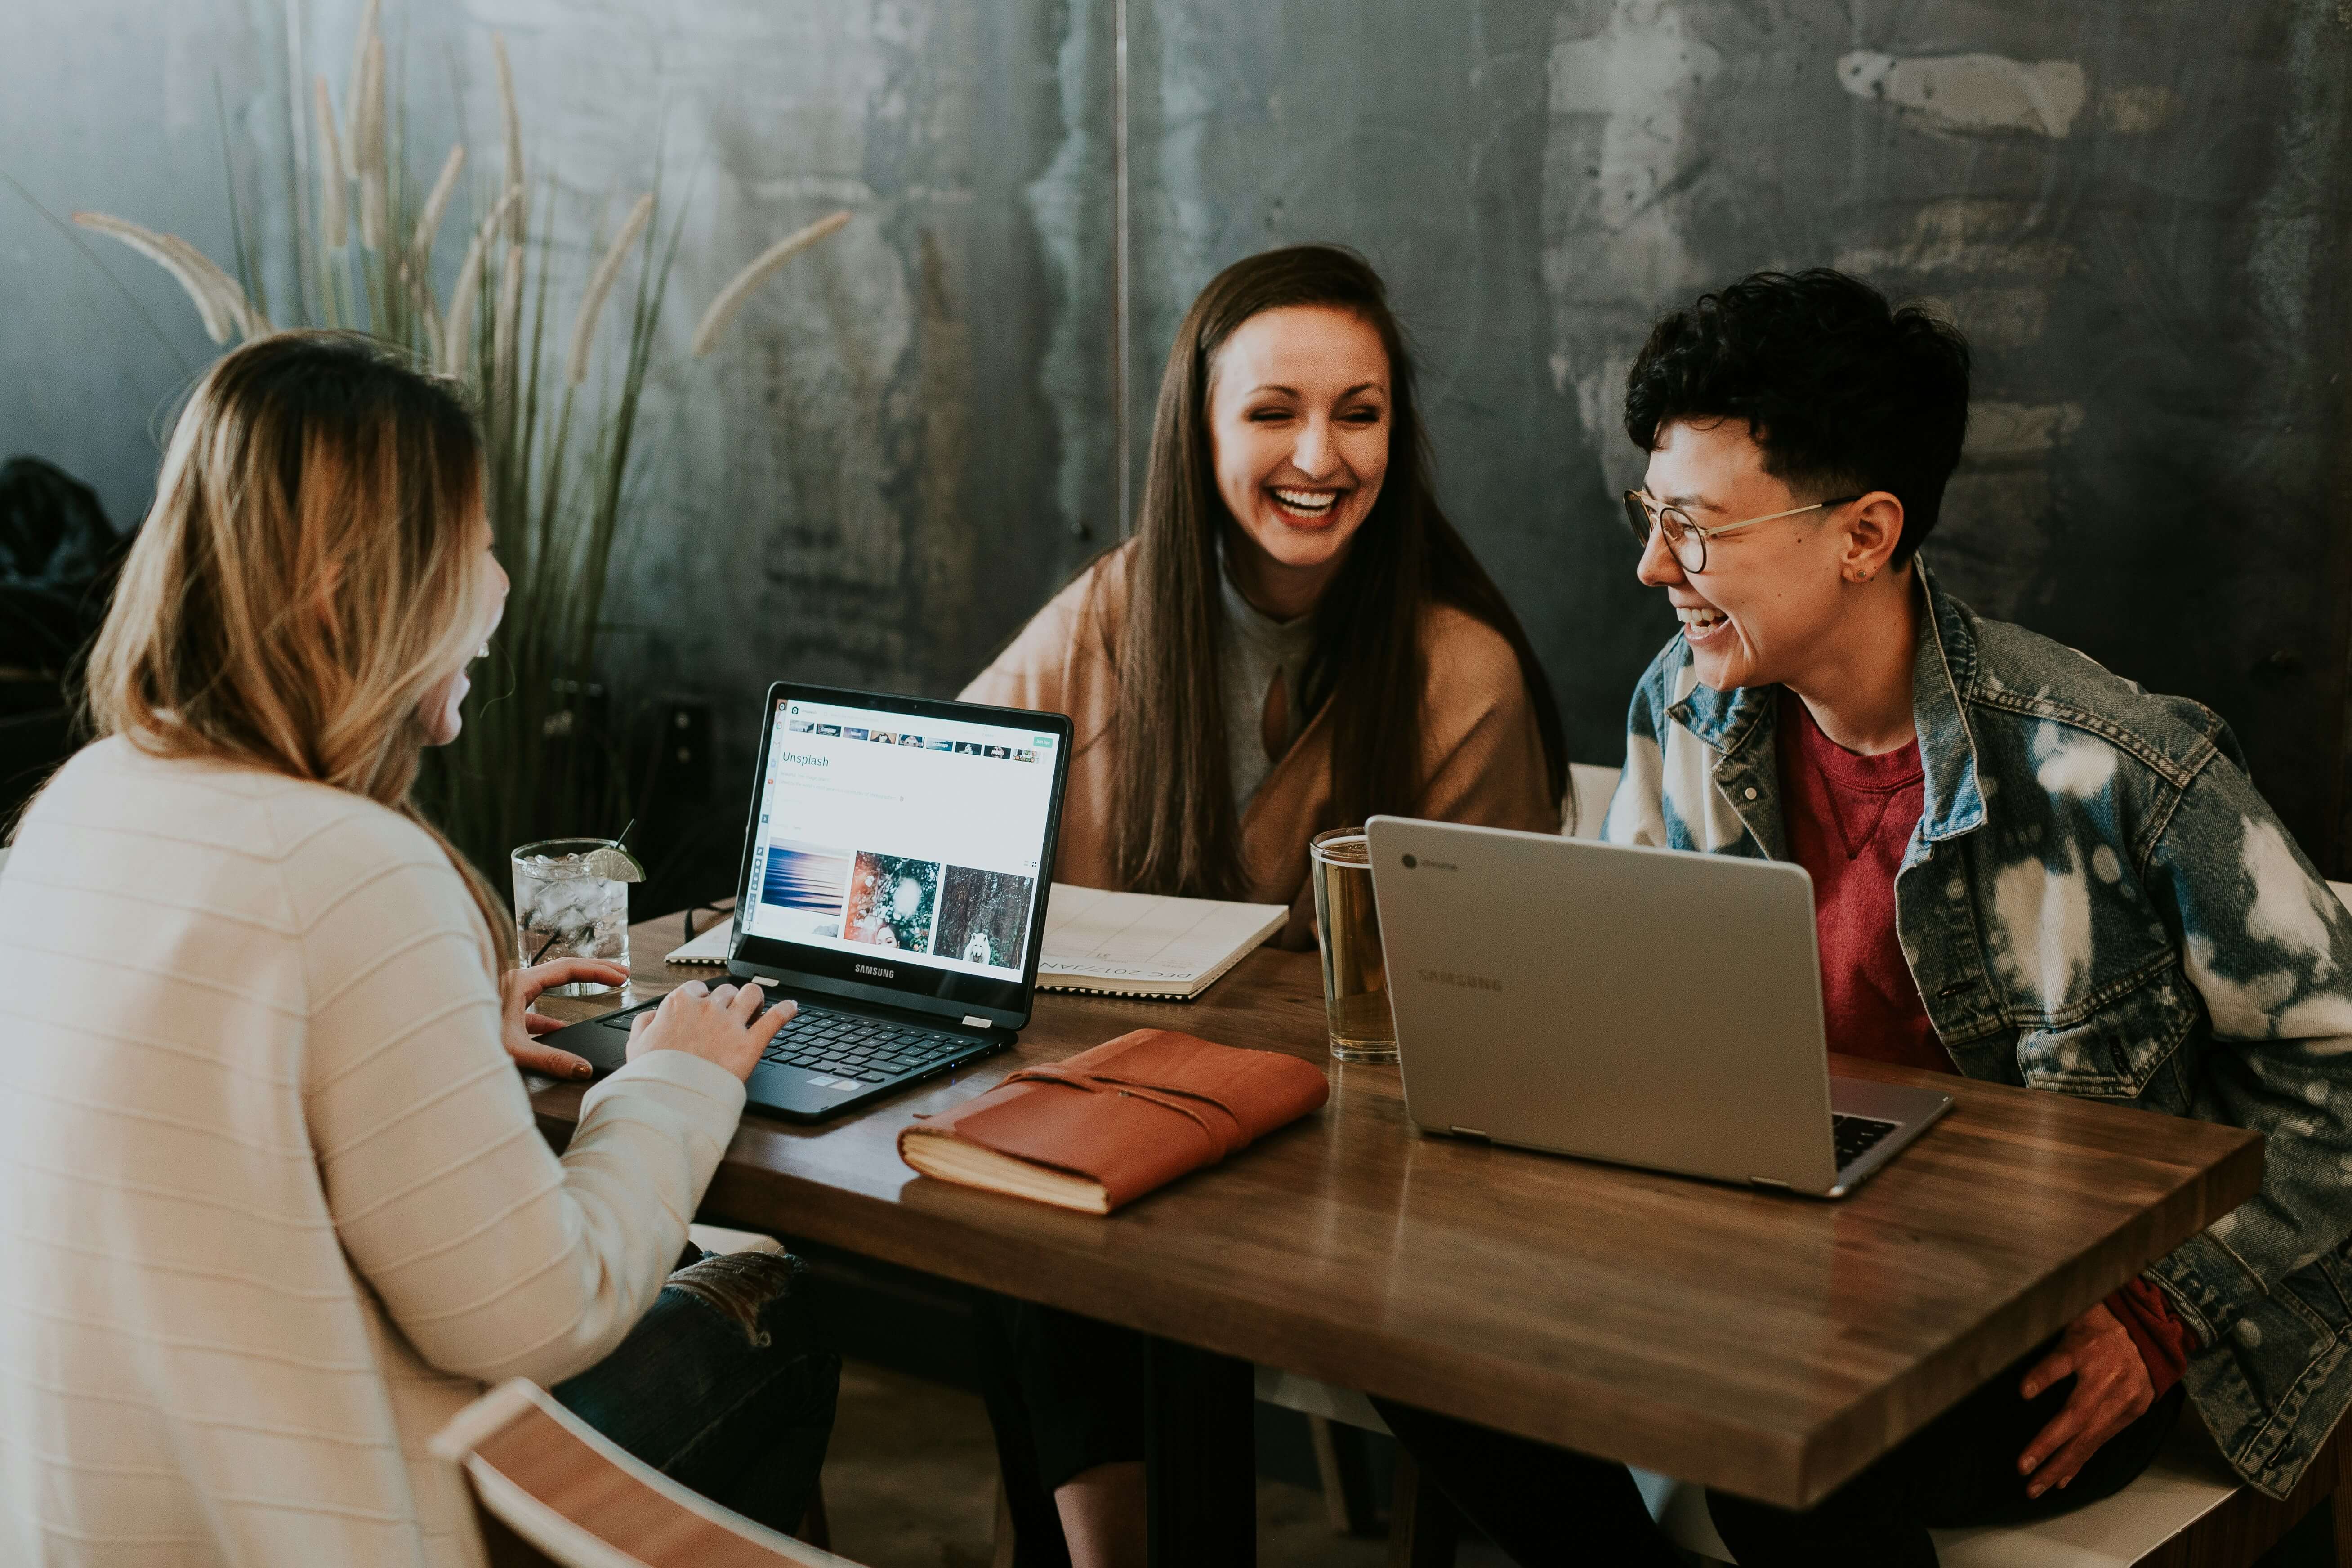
[544,683,1073,1121]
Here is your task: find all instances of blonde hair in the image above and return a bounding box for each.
[85,331,510,960]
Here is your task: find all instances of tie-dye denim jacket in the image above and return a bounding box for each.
[1602,563,2352,1499]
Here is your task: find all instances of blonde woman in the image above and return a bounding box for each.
[0,333,836,1565]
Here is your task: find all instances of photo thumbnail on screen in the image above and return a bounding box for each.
[846,853,942,952]
[934,867,1037,969]
[759,841,853,940]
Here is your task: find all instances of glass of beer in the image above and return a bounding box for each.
[1310,827,1396,1063]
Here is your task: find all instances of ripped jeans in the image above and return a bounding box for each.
[553,1246,840,1536]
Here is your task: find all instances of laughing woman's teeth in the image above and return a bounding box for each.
[1677,607,1728,630]
[1272,487,1337,517]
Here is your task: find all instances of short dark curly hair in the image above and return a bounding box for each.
[1622,269,1971,566]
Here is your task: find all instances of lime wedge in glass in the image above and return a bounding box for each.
[583,844,646,883]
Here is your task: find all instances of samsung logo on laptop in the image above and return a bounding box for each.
[854,963,895,980]
[1420,969,1504,993]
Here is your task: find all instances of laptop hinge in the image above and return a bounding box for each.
[960,1015,993,1030]
[1749,1175,1792,1189]
[1449,1126,1491,1142]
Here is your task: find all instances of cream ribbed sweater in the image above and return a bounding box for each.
[0,738,748,1566]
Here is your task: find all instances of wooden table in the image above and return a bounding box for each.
[532,911,2261,1558]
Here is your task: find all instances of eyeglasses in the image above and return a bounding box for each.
[1621,491,1860,574]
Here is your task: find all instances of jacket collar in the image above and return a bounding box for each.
[1665,559,1986,846]
[1909,560,1986,845]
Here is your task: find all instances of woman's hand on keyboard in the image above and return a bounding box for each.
[627,979,798,1082]
[503,958,633,1080]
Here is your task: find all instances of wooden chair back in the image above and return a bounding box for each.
[430,1379,860,1568]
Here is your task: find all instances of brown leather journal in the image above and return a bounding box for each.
[897,1028,1330,1213]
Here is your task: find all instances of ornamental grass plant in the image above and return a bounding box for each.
[71,0,847,895]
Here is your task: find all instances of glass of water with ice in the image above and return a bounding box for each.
[511,838,636,995]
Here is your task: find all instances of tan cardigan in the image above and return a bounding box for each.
[962,544,1561,947]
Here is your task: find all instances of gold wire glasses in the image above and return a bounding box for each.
[1621,491,1860,573]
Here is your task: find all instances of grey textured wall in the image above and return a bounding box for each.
[1127,0,2352,863]
[4,0,272,532]
[7,0,2350,865]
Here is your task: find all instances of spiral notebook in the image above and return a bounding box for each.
[666,884,1286,1001]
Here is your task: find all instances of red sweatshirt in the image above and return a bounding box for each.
[1776,689,2193,1395]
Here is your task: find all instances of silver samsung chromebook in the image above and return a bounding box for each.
[1365,818,1952,1198]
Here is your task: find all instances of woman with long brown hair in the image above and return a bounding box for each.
[0,333,835,1565]
[964,242,1565,947]
[962,246,1565,1566]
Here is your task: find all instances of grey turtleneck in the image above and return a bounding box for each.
[1218,567,1318,813]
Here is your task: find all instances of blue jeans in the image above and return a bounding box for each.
[553,1247,839,1537]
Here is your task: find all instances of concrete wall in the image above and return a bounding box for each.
[1128,0,2352,862]
[8,0,2350,863]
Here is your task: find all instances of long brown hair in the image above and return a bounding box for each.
[1112,245,1566,898]
[82,331,511,957]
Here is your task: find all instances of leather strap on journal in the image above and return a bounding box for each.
[900,1027,1330,1209]
[998,1061,1250,1161]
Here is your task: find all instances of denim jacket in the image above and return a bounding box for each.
[1603,563,2352,1498]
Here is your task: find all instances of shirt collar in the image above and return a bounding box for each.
[1666,560,1986,843]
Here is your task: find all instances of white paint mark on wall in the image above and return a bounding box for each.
[1990,844,2093,1013]
[1541,2,1724,454]
[1834,199,2075,278]
[1944,286,2052,349]
[1837,52,2088,139]
[2099,86,2179,133]
[2240,815,2338,973]
[1968,401,2086,459]
[1575,353,1637,445]
[1552,12,1726,229]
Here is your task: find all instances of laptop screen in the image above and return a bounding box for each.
[738,694,1062,995]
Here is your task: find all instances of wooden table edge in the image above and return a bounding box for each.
[530,1087,2261,1507]
[528,912,2267,1507]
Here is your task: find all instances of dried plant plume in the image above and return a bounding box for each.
[312,75,347,248]
[493,35,523,243]
[688,210,851,357]
[412,143,465,263]
[440,188,516,373]
[74,212,269,344]
[564,192,654,386]
[353,35,388,251]
[491,238,523,411]
[342,0,381,179]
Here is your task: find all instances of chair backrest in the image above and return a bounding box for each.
[431,1379,860,1568]
[1566,763,1620,840]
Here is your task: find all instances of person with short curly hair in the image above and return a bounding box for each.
[1371,269,2352,1567]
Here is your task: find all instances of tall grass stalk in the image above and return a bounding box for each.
[68,4,848,879]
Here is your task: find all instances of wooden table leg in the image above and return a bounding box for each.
[1144,1336,1256,1567]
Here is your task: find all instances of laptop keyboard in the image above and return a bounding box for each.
[758,1004,980,1083]
[1832,1113,1900,1169]
[600,990,980,1085]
